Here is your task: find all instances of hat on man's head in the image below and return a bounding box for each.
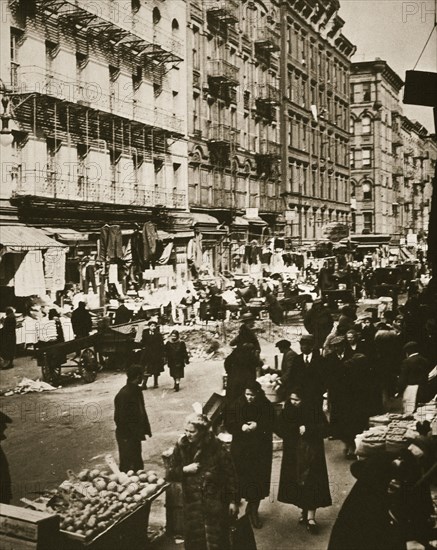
[299,334,314,344]
[240,312,255,322]
[331,335,346,346]
[276,339,291,349]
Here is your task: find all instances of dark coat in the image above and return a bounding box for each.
[280,351,326,409]
[329,354,371,442]
[165,340,189,379]
[280,349,297,379]
[114,382,151,441]
[328,454,407,550]
[0,314,16,361]
[325,351,348,433]
[304,303,333,349]
[398,353,430,405]
[167,434,238,550]
[275,401,331,510]
[71,307,92,338]
[140,329,165,375]
[114,304,132,325]
[224,344,262,405]
[226,393,274,501]
[0,446,12,504]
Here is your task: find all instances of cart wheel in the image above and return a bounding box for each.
[41,360,61,386]
[79,348,98,383]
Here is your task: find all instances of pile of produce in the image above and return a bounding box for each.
[355,425,388,456]
[257,372,281,391]
[257,372,282,403]
[51,466,166,540]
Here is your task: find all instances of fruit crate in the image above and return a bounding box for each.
[59,483,168,550]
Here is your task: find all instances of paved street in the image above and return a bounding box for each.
[0,322,361,550]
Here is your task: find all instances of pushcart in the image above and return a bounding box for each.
[34,324,140,385]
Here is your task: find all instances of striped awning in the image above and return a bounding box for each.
[0,226,68,253]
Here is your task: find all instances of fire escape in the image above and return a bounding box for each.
[7,0,185,213]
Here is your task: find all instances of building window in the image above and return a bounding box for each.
[172,18,179,31]
[363,212,373,233]
[153,7,161,25]
[361,116,371,134]
[363,82,371,102]
[362,181,372,200]
[131,0,140,12]
[10,28,23,88]
[362,149,372,167]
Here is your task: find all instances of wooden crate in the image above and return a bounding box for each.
[0,504,59,550]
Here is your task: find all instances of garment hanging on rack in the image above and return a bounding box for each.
[99,225,123,261]
[143,222,158,262]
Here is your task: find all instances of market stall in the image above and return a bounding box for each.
[20,457,168,550]
[355,400,437,457]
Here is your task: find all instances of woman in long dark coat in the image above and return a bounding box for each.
[226,381,274,528]
[167,413,239,550]
[140,320,165,389]
[331,353,371,458]
[165,329,189,392]
[276,389,331,534]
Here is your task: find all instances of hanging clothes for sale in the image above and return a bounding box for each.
[261,247,272,264]
[99,225,123,261]
[275,238,285,249]
[15,251,46,297]
[131,229,145,271]
[44,248,67,294]
[157,242,173,265]
[143,221,158,262]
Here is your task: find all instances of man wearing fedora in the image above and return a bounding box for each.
[281,334,326,410]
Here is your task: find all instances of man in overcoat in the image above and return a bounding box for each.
[114,365,152,472]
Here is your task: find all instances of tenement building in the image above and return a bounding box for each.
[186,0,356,272]
[0,0,191,293]
[350,59,437,244]
[187,0,282,273]
[280,0,355,243]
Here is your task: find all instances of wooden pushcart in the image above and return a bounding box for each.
[34,325,139,385]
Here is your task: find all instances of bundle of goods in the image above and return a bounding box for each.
[368,413,411,427]
[257,373,281,402]
[355,425,388,456]
[23,456,166,543]
[385,419,418,453]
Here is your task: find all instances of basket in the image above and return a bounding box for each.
[262,385,281,403]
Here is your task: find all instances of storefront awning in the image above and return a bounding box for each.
[232,216,249,228]
[0,226,68,253]
[191,213,219,227]
[42,227,88,241]
[243,215,268,226]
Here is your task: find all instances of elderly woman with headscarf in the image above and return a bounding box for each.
[167,413,239,550]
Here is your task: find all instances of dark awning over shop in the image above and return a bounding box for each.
[0,225,68,253]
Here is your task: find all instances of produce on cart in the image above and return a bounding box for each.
[22,455,168,548]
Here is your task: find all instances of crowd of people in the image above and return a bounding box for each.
[1,252,436,550]
[162,279,436,549]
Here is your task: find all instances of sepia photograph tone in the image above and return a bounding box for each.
[0,0,436,548]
